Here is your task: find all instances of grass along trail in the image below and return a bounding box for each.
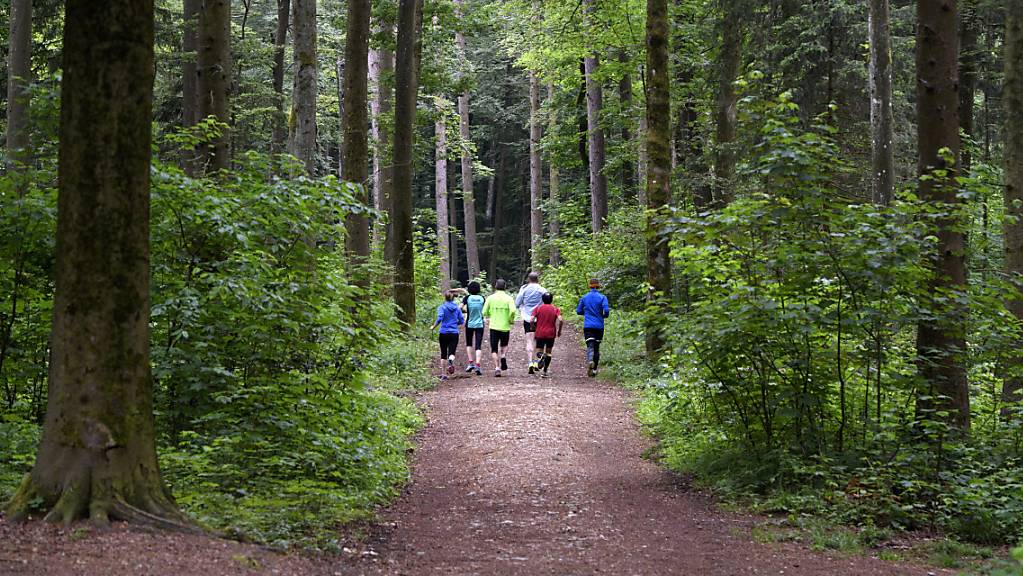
[353,322,948,575]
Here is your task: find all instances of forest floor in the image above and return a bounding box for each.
[0,324,954,575]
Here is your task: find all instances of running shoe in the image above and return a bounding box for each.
[528,362,535,375]
[587,361,596,378]
[465,362,475,373]
[475,366,483,376]
[440,375,449,382]
[539,372,550,379]
[494,369,502,377]
[500,357,508,371]
[447,356,455,375]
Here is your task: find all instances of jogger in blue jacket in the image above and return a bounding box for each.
[576,278,610,377]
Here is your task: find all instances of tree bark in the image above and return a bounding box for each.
[619,50,635,198]
[6,0,32,173]
[270,0,290,160]
[958,0,979,174]
[181,0,200,174]
[489,145,506,283]
[713,0,741,207]
[1003,1,1023,414]
[4,0,190,529]
[547,82,561,267]
[198,0,232,172]
[343,0,372,264]
[868,0,895,205]
[584,0,608,233]
[645,0,673,355]
[435,100,451,291]
[371,22,395,251]
[392,0,423,327]
[529,72,543,269]
[288,0,317,176]
[454,0,480,279]
[915,0,969,432]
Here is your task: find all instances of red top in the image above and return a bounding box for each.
[533,304,561,339]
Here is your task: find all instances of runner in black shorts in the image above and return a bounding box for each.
[489,329,511,351]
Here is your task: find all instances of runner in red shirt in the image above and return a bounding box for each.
[532,292,563,378]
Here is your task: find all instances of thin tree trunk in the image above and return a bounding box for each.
[392,0,423,327]
[713,0,741,207]
[915,0,969,432]
[869,0,895,205]
[288,0,317,176]
[638,113,648,207]
[4,0,190,528]
[959,0,979,174]
[435,98,451,291]
[547,82,561,267]
[645,0,672,355]
[182,0,199,174]
[619,50,635,198]
[343,0,371,265]
[489,146,506,283]
[1003,1,1023,415]
[449,158,461,284]
[454,0,480,279]
[371,22,395,251]
[529,72,543,269]
[584,45,608,231]
[198,0,232,172]
[270,0,290,159]
[6,0,32,173]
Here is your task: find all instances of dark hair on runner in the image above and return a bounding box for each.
[444,290,455,301]
[542,292,553,304]
[468,281,481,295]
[528,271,540,283]
[495,279,507,290]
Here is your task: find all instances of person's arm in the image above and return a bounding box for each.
[602,296,610,319]
[482,297,491,318]
[457,308,465,326]
[576,298,584,316]
[431,307,441,330]
[514,290,524,308]
[556,314,564,337]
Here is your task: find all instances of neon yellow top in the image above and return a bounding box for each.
[482,290,518,332]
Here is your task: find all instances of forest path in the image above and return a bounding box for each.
[352,323,944,576]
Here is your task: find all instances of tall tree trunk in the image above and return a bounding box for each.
[619,50,635,198]
[182,0,200,174]
[6,0,32,173]
[435,97,451,291]
[392,0,423,327]
[270,0,290,159]
[547,82,561,267]
[645,0,672,355]
[958,0,979,174]
[637,113,648,207]
[371,22,395,251]
[1003,1,1023,414]
[528,72,543,269]
[454,0,480,279]
[343,0,372,265]
[584,59,608,232]
[4,0,189,528]
[869,0,895,205]
[915,0,969,432]
[713,0,741,207]
[288,0,317,176]
[489,146,506,283]
[449,158,461,283]
[198,0,232,172]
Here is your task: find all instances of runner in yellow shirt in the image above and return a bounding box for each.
[482,279,518,377]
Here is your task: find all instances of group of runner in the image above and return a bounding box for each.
[431,272,611,381]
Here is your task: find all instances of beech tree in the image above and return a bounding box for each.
[370,20,395,250]
[436,98,451,289]
[198,0,232,172]
[270,0,291,159]
[289,0,317,176]
[4,0,188,527]
[583,0,608,233]
[713,0,741,207]
[6,0,32,172]
[529,71,543,268]
[915,0,969,431]
[868,0,894,205]
[454,0,480,278]
[547,82,561,267]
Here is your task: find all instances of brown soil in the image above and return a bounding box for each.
[1,324,949,575]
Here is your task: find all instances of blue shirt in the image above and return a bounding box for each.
[514,283,548,320]
[576,289,610,329]
[462,294,485,329]
[436,301,464,334]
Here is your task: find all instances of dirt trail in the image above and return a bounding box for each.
[1,324,949,575]
[353,323,946,575]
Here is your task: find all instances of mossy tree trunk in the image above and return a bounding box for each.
[584,0,607,233]
[198,0,232,172]
[1003,0,1023,415]
[343,0,371,266]
[4,0,189,528]
[528,71,543,269]
[270,0,290,160]
[454,0,480,279]
[435,97,451,291]
[868,0,894,205]
[6,0,32,173]
[914,0,969,432]
[370,21,395,252]
[645,0,672,355]
[713,0,741,208]
[289,0,317,176]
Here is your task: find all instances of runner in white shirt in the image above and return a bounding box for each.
[514,271,548,374]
